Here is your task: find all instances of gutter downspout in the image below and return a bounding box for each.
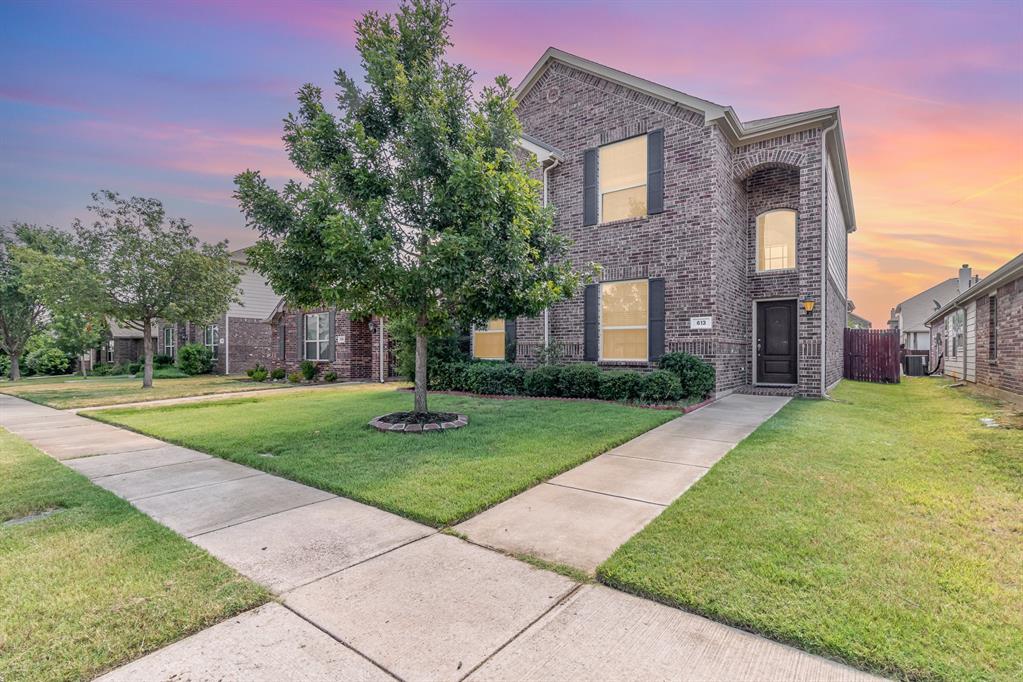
[542,156,560,353]
[225,316,230,375]
[820,119,839,398]
[379,317,385,383]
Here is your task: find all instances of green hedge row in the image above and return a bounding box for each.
[428,352,714,404]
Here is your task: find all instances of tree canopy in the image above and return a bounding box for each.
[73,191,241,387]
[236,0,582,413]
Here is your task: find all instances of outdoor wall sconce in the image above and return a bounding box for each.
[802,299,816,315]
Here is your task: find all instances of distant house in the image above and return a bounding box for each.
[157,248,279,374]
[925,253,1022,399]
[82,320,157,370]
[889,265,974,356]
[846,300,871,329]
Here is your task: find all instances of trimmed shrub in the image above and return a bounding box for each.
[249,365,269,382]
[640,370,683,403]
[246,363,266,379]
[270,367,286,381]
[523,365,562,397]
[598,370,643,402]
[465,362,524,396]
[300,360,317,381]
[177,343,213,375]
[128,362,142,375]
[153,354,174,368]
[287,371,302,383]
[429,360,470,391]
[153,366,187,379]
[0,353,10,377]
[25,347,70,375]
[659,351,715,400]
[324,370,338,382]
[559,364,602,399]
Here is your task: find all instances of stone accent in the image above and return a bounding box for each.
[368,414,468,433]
[513,60,835,397]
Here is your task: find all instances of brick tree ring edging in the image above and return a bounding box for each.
[369,414,469,434]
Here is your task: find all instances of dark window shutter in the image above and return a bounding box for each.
[296,314,305,361]
[647,130,664,215]
[505,318,517,363]
[328,310,336,362]
[278,321,285,360]
[584,284,598,361]
[648,278,665,362]
[583,148,598,226]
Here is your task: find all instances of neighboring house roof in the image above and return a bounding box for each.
[892,278,960,334]
[516,47,856,232]
[107,319,157,338]
[847,312,871,329]
[925,252,1023,326]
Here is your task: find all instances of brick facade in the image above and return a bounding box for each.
[512,59,845,397]
[974,277,1022,396]
[268,307,394,382]
[157,314,274,375]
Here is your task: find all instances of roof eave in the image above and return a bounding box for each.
[925,253,1023,325]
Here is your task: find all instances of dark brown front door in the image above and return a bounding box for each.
[757,300,797,384]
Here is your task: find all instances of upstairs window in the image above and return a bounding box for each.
[204,324,220,360]
[473,319,505,360]
[600,279,648,361]
[304,312,330,361]
[756,209,797,272]
[599,135,647,223]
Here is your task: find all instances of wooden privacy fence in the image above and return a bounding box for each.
[844,328,900,383]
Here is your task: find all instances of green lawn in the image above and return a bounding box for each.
[598,379,1023,682]
[90,384,677,526]
[0,373,287,409]
[0,429,269,682]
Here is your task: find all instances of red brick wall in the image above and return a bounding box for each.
[269,307,374,381]
[975,277,1022,396]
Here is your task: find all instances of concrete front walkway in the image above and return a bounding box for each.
[0,393,879,682]
[457,394,789,571]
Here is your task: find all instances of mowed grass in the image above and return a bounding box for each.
[0,429,269,682]
[0,373,286,409]
[90,384,677,526]
[598,379,1023,681]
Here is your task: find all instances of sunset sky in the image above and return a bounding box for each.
[1,0,1020,326]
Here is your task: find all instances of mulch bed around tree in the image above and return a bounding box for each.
[369,411,469,433]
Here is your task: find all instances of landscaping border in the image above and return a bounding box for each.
[369,413,469,433]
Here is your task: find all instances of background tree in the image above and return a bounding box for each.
[73,191,241,388]
[51,310,105,376]
[236,0,581,415]
[0,224,70,380]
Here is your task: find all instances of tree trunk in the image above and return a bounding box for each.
[414,329,428,415]
[9,353,20,381]
[142,319,154,389]
[80,359,88,378]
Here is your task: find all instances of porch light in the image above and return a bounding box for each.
[802,299,815,314]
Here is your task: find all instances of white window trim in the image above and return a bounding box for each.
[755,209,798,273]
[472,321,505,361]
[163,327,176,358]
[598,134,647,225]
[106,340,114,363]
[304,312,331,362]
[598,279,649,363]
[204,324,220,359]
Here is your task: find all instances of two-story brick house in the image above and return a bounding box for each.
[158,248,278,374]
[470,48,856,398]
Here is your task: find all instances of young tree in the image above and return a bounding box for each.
[51,310,105,376]
[0,224,70,380]
[73,191,241,388]
[236,0,581,415]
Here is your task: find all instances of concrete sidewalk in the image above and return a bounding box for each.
[457,394,790,571]
[1,393,879,681]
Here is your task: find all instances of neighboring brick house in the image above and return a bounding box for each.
[157,248,277,374]
[82,320,156,370]
[926,253,1023,400]
[472,48,856,397]
[265,305,395,382]
[888,265,974,357]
